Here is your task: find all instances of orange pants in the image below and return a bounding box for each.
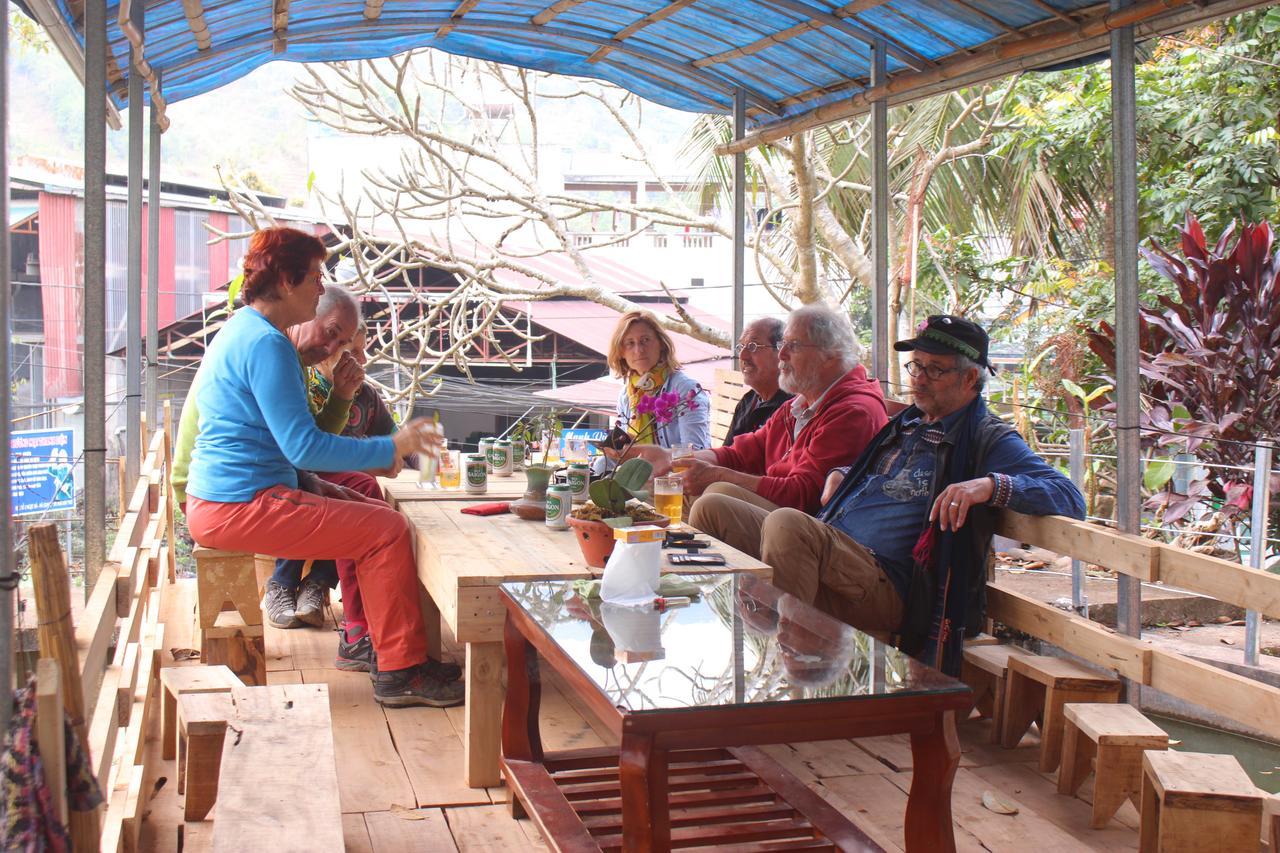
[187,485,427,671]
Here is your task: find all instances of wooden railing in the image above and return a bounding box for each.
[990,510,1280,741]
[29,404,175,851]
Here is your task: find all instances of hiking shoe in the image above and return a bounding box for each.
[294,577,329,628]
[262,581,301,629]
[370,649,462,683]
[335,628,373,672]
[374,664,466,708]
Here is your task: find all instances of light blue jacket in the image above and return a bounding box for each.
[614,368,711,450]
[188,307,395,502]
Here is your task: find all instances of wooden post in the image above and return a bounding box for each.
[117,457,127,523]
[162,400,176,582]
[28,524,101,848]
[35,659,68,826]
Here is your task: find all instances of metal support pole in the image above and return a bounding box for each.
[84,0,108,590]
[0,0,15,731]
[1069,428,1088,618]
[732,89,747,365]
[125,0,144,487]
[1245,442,1272,666]
[1111,1,1142,645]
[870,43,889,389]
[146,73,161,424]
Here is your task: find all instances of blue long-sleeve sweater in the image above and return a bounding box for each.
[187,307,394,502]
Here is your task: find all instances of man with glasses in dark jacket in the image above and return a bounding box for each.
[724,318,793,446]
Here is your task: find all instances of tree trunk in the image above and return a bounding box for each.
[790,133,822,304]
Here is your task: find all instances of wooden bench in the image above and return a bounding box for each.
[1058,702,1169,828]
[1140,750,1263,852]
[211,684,344,851]
[159,664,242,761]
[193,547,267,685]
[961,644,1025,744]
[178,691,233,820]
[999,654,1121,772]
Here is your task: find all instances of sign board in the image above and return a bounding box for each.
[11,429,76,516]
[560,427,608,461]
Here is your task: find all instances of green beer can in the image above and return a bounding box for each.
[545,485,572,529]
[465,453,488,494]
[567,463,590,503]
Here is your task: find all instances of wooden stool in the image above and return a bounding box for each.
[1058,702,1168,828]
[202,611,266,687]
[961,644,1023,744]
[1140,751,1263,853]
[1000,654,1121,773]
[179,691,235,820]
[159,665,242,761]
[194,547,262,630]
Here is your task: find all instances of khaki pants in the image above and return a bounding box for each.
[689,482,904,636]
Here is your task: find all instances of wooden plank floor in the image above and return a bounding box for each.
[137,579,1140,851]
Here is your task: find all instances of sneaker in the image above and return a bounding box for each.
[335,628,373,672]
[370,649,462,683]
[262,581,301,629]
[374,663,466,708]
[294,577,329,628]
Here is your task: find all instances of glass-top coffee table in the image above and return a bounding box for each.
[499,572,972,852]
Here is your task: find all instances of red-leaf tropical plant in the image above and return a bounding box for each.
[1088,214,1280,524]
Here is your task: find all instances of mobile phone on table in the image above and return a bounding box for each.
[669,553,727,566]
[589,426,633,453]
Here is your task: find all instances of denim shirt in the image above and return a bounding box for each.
[823,410,962,595]
[614,368,711,450]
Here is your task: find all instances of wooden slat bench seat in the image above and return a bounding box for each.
[999,654,1121,773]
[961,644,1026,744]
[160,664,242,761]
[206,684,344,851]
[1139,751,1262,853]
[1058,702,1169,829]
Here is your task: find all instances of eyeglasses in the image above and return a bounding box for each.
[778,339,822,353]
[904,360,964,381]
[733,341,778,356]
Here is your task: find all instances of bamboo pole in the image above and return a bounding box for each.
[29,523,102,848]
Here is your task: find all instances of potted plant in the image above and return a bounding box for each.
[509,409,566,520]
[567,457,669,567]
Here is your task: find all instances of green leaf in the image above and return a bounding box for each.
[307,170,317,193]
[603,516,635,529]
[1171,405,1191,421]
[226,271,245,312]
[1060,378,1086,401]
[1144,458,1176,492]
[613,458,653,493]
[589,479,626,514]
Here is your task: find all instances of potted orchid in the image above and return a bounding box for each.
[565,388,700,566]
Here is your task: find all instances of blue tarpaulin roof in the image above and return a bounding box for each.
[28,0,1265,138]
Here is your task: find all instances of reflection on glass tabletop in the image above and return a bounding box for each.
[501,573,967,714]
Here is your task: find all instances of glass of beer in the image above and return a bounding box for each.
[670,443,695,476]
[438,450,462,489]
[654,476,684,522]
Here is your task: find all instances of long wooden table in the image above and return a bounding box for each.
[385,481,772,788]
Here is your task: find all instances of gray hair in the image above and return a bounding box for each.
[747,316,786,347]
[789,304,860,371]
[955,355,988,391]
[316,284,358,322]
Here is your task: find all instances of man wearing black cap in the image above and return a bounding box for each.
[712,315,1083,676]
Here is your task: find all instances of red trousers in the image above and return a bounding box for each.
[318,470,380,635]
[187,485,426,671]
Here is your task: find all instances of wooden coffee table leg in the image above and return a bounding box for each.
[906,709,961,853]
[418,583,442,661]
[619,733,670,853]
[501,614,543,763]
[464,640,505,788]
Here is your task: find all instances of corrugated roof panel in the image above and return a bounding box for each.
[30,0,1253,141]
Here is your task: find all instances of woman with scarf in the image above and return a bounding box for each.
[604,310,710,455]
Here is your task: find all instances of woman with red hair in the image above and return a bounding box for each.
[184,227,462,708]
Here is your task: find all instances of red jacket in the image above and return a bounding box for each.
[713,366,887,513]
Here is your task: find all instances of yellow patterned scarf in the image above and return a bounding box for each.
[625,365,668,444]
